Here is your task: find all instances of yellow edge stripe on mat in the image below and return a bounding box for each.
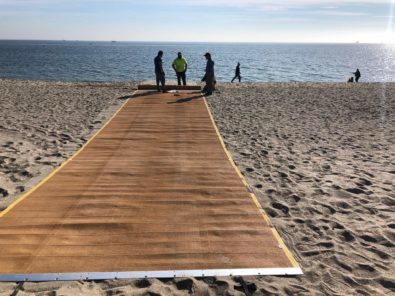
[203,97,300,269]
[0,91,136,218]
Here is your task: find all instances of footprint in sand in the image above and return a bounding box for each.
[382,197,395,206]
[378,278,395,291]
[16,186,25,193]
[233,276,257,293]
[345,187,365,194]
[134,279,151,288]
[272,202,290,214]
[334,201,351,209]
[359,234,378,244]
[212,279,230,295]
[265,207,278,218]
[357,178,373,186]
[0,188,9,198]
[290,194,301,202]
[18,169,32,178]
[340,230,355,242]
[175,278,194,293]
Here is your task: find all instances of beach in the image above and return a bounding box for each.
[0,79,394,295]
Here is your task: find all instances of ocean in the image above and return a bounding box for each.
[0,40,394,83]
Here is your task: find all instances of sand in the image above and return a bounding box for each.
[206,82,395,295]
[0,79,394,295]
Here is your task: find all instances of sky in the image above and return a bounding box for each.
[0,0,394,43]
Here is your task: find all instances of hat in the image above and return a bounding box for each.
[204,52,211,57]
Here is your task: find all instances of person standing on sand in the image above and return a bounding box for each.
[172,52,188,86]
[353,68,361,82]
[154,50,167,92]
[202,52,215,96]
[231,63,241,83]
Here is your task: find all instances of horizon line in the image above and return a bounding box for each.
[0,39,393,45]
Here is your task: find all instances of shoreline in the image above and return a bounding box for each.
[2,77,395,84]
[0,80,394,295]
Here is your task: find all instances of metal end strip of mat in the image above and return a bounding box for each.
[0,268,303,282]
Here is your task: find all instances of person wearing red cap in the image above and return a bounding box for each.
[201,52,215,95]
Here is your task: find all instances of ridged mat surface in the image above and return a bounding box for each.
[0,91,300,278]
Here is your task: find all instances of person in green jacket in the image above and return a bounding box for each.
[172,52,188,86]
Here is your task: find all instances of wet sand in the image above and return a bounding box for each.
[0,80,394,295]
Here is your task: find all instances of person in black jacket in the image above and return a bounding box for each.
[231,63,241,83]
[154,50,166,92]
[202,52,215,95]
[353,68,361,82]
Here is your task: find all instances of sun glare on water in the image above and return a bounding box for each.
[385,0,395,44]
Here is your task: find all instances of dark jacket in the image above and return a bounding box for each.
[206,59,214,76]
[235,65,240,75]
[202,59,215,81]
[154,56,164,74]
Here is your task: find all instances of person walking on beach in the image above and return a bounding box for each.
[154,50,166,92]
[202,52,215,96]
[172,52,188,86]
[353,68,361,82]
[231,63,241,83]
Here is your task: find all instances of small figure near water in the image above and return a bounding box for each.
[231,63,241,83]
[347,77,354,83]
[353,68,361,82]
[202,52,215,96]
[172,52,188,86]
[154,50,167,92]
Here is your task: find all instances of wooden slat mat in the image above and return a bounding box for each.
[0,90,302,281]
[137,85,201,90]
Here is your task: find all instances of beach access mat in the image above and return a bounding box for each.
[0,90,302,281]
[137,85,202,91]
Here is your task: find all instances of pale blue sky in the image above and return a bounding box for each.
[0,0,394,43]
